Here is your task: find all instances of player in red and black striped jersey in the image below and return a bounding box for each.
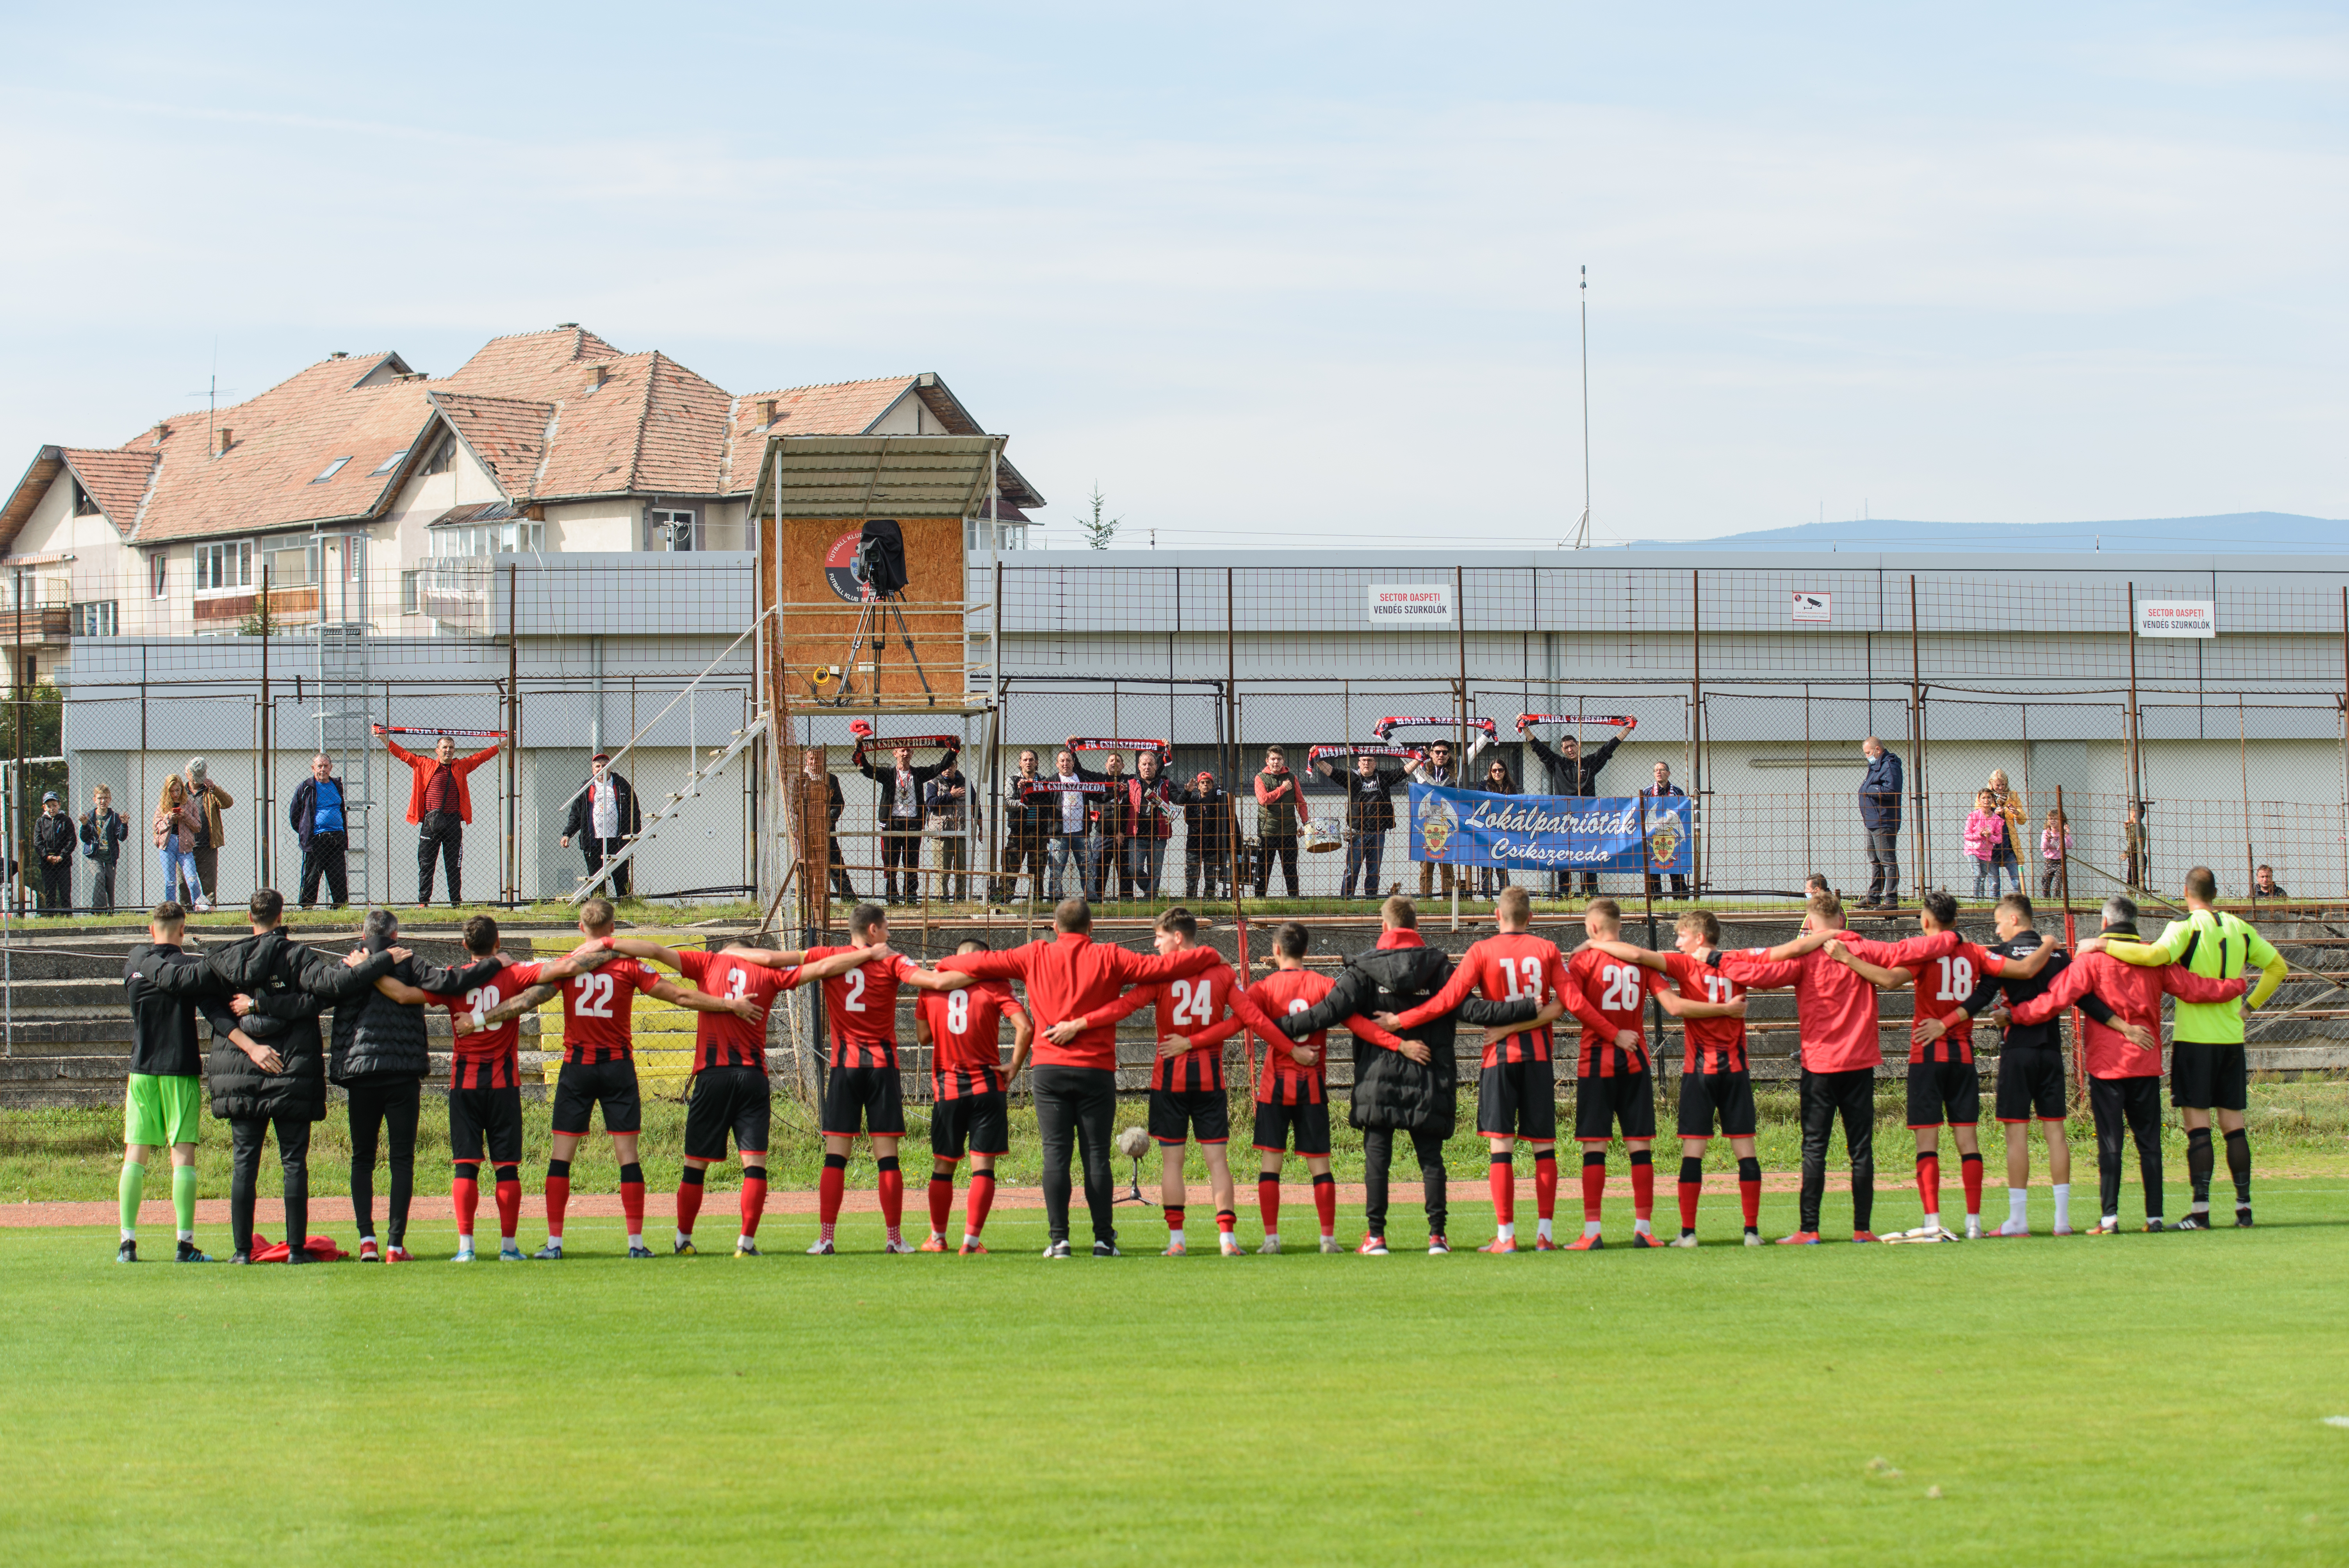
[1576,907,1761,1247]
[477,898,760,1261]
[1074,907,1286,1255]
[914,939,1033,1254]
[602,935,876,1257]
[1381,887,1608,1253]
[1818,889,2053,1240]
[1235,921,1408,1253]
[800,903,982,1255]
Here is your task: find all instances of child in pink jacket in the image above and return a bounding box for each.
[1963,788,2005,900]
[2038,808,2074,897]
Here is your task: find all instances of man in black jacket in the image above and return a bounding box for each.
[324,907,449,1261]
[1275,895,1539,1253]
[1176,771,1230,900]
[1524,721,1630,897]
[119,901,225,1263]
[208,890,401,1262]
[859,740,957,905]
[34,791,74,913]
[1312,750,1406,900]
[994,749,1047,905]
[800,749,856,905]
[560,752,641,898]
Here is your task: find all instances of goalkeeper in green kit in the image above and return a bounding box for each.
[118,901,227,1261]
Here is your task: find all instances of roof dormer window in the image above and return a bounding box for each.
[311,456,352,484]
[71,479,99,517]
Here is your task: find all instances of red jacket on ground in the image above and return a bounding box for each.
[1717,930,1958,1074]
[2010,941,2247,1080]
[385,739,500,825]
[940,932,1219,1072]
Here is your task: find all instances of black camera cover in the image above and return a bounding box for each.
[852,518,910,597]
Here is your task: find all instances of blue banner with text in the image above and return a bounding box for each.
[1407,784,1692,872]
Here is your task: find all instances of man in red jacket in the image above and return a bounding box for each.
[2007,895,2248,1233]
[376,729,500,905]
[940,898,1220,1256]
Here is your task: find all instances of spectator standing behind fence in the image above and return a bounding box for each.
[2253,863,2286,900]
[1253,747,1306,899]
[925,752,970,902]
[1986,769,2027,897]
[1410,738,1471,902]
[81,784,127,914]
[288,754,352,911]
[2039,809,2073,898]
[154,775,210,912]
[859,740,956,907]
[802,749,856,906]
[34,790,74,914]
[2121,804,2149,890]
[1123,750,1175,900]
[1857,736,1904,909]
[1963,789,2006,902]
[1524,722,1627,897]
[1474,755,1516,901]
[1313,750,1405,902]
[1641,761,1690,899]
[1177,769,1230,900]
[181,759,234,908]
[1042,748,1090,901]
[996,750,1045,904]
[1068,741,1127,901]
[560,752,640,899]
[378,729,499,906]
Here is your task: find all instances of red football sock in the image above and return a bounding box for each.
[1677,1181,1700,1231]
[1533,1150,1558,1222]
[1629,1151,1654,1222]
[544,1165,571,1240]
[1215,1208,1237,1235]
[451,1172,479,1238]
[877,1159,905,1233]
[1917,1151,1942,1217]
[1165,1204,1187,1237]
[494,1175,522,1238]
[1312,1174,1337,1238]
[1580,1152,1606,1222]
[740,1171,768,1238]
[928,1172,955,1235]
[674,1174,704,1238]
[1738,1156,1762,1228]
[1489,1155,1516,1225]
[1258,1174,1281,1233]
[1961,1152,1984,1218]
[619,1173,646,1238]
[818,1156,846,1238]
[966,1171,996,1237]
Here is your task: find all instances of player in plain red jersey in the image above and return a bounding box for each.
[914,938,1034,1254]
[1071,907,1287,1255]
[1236,921,1407,1252]
[480,898,757,1260]
[423,914,618,1262]
[1379,886,1610,1253]
[1818,889,2055,1240]
[599,934,875,1257]
[800,903,980,1255]
[1571,903,1751,1247]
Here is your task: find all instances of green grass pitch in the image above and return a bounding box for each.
[4,1182,2347,1564]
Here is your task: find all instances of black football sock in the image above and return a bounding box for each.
[2186,1126,2214,1208]
[2223,1128,2251,1206]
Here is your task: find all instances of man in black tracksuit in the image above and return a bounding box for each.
[1312,751,1406,900]
[1174,772,1231,900]
[207,891,399,1262]
[858,741,958,905]
[1524,725,1627,897]
[1274,895,1539,1251]
[324,908,452,1260]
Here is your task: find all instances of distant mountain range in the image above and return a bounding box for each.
[1634,512,2344,554]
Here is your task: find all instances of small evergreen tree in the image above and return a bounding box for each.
[1076,485,1120,549]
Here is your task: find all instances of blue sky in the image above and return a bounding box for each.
[2,4,2342,546]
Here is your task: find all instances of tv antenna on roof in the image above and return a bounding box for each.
[187,339,238,454]
[1567,265,1592,549]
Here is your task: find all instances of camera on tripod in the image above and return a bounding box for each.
[848,519,909,599]
[820,518,933,706]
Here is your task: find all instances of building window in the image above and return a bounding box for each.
[647,508,698,551]
[267,545,310,587]
[430,520,543,558]
[69,601,118,637]
[421,435,454,476]
[149,551,168,599]
[310,456,352,484]
[194,541,253,592]
[71,480,100,517]
[369,449,408,476]
[401,569,420,615]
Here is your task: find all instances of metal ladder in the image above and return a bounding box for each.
[570,713,769,903]
[311,622,374,902]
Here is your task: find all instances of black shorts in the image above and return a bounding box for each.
[1575,1068,1658,1142]
[2169,1041,2248,1112]
[448,1085,523,1164]
[1150,1087,1231,1146]
[1995,1044,2068,1124]
[1476,1058,1558,1140]
[930,1091,1010,1160]
[684,1067,772,1162]
[822,1063,907,1138]
[551,1059,642,1136]
[1252,1099,1332,1156]
[1906,1058,1982,1129]
[1676,1068,1758,1140]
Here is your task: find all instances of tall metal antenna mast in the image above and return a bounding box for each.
[1571,264,1592,549]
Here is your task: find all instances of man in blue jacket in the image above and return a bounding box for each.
[1858,736,1904,909]
[289,754,351,910]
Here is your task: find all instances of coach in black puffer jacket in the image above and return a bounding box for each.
[1275,898,1537,1247]
[328,909,460,1256]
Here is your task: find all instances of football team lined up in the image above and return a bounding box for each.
[114,866,2283,1263]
